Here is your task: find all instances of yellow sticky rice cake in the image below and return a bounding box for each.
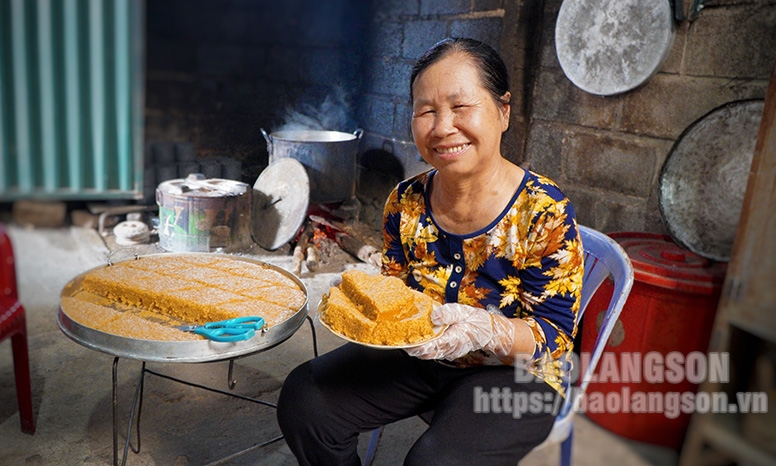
[321,287,376,343]
[340,270,416,320]
[65,254,306,341]
[371,291,436,345]
[61,296,201,342]
[320,270,437,346]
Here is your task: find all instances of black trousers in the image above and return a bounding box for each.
[277,343,558,466]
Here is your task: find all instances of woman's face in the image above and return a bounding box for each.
[411,52,510,177]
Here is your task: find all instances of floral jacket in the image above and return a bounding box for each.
[381,169,584,395]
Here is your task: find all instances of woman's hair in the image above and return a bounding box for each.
[410,37,510,104]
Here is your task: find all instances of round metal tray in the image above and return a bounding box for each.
[555,0,675,96]
[57,253,308,363]
[659,99,764,262]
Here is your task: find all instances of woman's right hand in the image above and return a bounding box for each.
[405,303,516,361]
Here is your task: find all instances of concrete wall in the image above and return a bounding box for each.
[145,0,506,184]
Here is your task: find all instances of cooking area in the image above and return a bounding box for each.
[2,0,776,465]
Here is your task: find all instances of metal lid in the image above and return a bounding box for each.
[157,173,249,197]
[251,158,309,251]
[267,129,360,143]
[609,232,727,294]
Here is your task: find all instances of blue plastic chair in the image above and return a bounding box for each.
[363,224,634,466]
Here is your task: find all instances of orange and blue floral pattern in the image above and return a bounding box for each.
[382,170,584,394]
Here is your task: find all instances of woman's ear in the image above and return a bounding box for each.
[500,92,511,131]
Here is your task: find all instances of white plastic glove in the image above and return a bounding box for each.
[405,303,516,361]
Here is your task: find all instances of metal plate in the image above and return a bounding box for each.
[57,253,308,363]
[251,158,309,251]
[555,0,675,96]
[659,100,764,262]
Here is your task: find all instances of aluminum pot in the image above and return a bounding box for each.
[261,128,363,204]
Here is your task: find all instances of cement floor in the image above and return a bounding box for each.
[0,225,679,465]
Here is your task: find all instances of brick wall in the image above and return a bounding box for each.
[143,0,776,235]
[144,0,369,183]
[525,0,776,233]
[356,0,506,179]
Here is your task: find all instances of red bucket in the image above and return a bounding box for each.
[581,232,727,449]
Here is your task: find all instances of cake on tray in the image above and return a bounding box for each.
[319,270,438,346]
[61,254,306,341]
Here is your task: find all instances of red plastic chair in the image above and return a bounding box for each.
[0,224,35,434]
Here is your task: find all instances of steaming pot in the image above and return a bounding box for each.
[261,128,363,204]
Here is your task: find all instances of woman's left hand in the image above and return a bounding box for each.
[405,303,516,361]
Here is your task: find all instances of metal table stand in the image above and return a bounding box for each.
[111,315,318,466]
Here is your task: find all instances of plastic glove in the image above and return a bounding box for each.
[405,303,516,361]
[329,275,342,287]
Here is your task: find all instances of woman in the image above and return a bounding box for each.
[278,37,584,466]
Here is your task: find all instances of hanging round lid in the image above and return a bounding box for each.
[251,158,309,251]
[608,232,727,294]
[555,0,675,96]
[658,99,763,262]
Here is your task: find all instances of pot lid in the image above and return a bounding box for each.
[251,158,309,251]
[555,0,675,96]
[609,232,727,293]
[157,174,249,197]
[268,129,359,143]
[658,100,763,262]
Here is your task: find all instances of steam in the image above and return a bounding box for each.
[277,86,356,132]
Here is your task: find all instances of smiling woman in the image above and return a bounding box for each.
[277,37,585,466]
[409,42,517,235]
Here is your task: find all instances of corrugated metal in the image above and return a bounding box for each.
[0,0,145,200]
